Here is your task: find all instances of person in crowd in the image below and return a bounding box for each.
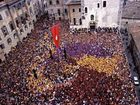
[32,69,38,79]
[0,15,137,105]
[64,47,67,60]
[49,48,53,59]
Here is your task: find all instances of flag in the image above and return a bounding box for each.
[51,24,60,48]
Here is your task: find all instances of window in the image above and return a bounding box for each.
[7,38,12,44]
[13,32,18,39]
[20,29,24,33]
[0,14,3,20]
[17,3,22,10]
[85,7,88,13]
[25,24,28,30]
[73,9,75,12]
[56,0,59,4]
[25,13,29,20]
[27,1,30,5]
[49,0,52,5]
[79,18,82,25]
[9,21,15,31]
[46,11,49,16]
[97,3,100,8]
[65,9,67,15]
[59,17,61,21]
[21,16,26,24]
[33,20,35,24]
[103,1,106,7]
[58,9,61,16]
[30,7,33,14]
[79,8,81,12]
[0,44,5,49]
[29,22,32,26]
[91,15,94,20]
[5,11,9,17]
[1,26,9,37]
[82,16,85,19]
[16,20,20,27]
[53,17,55,21]
[73,18,76,25]
[45,3,47,7]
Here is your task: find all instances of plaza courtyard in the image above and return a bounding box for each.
[0,16,138,105]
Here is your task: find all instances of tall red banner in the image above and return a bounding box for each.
[51,24,60,48]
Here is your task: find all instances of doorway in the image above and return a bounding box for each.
[90,22,96,30]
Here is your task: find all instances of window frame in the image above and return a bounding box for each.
[90,15,94,20]
[85,7,88,13]
[7,38,12,44]
[56,0,59,4]
[58,9,61,16]
[65,9,67,15]
[9,21,15,31]
[79,8,81,12]
[49,0,52,5]
[103,1,106,7]
[73,18,76,25]
[72,9,75,12]
[79,18,82,25]
[1,26,9,37]
[13,32,18,39]
[97,3,100,8]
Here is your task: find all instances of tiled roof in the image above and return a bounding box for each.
[66,0,81,5]
[122,1,140,19]
[0,1,6,8]
[0,0,22,8]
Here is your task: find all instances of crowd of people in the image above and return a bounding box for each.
[0,15,138,105]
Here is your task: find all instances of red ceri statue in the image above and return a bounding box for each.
[51,23,61,48]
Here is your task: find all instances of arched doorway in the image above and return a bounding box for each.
[90,21,96,30]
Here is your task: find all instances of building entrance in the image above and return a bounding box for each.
[90,22,96,30]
